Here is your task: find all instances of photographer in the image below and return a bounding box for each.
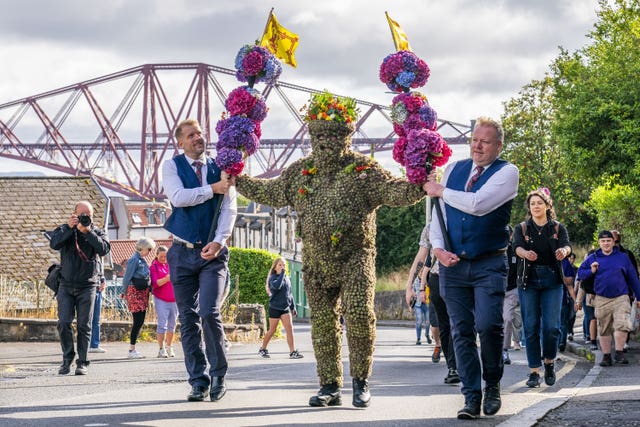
[49,201,110,376]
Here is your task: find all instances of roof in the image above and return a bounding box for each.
[109,239,174,271]
[0,176,108,282]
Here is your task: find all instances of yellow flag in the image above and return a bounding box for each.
[385,12,411,52]
[260,10,299,68]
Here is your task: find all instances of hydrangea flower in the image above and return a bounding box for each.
[379,51,430,93]
[234,44,282,86]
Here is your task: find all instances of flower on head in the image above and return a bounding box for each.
[538,187,551,196]
[302,90,359,124]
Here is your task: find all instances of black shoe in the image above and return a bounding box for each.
[526,372,541,388]
[352,378,371,408]
[600,353,613,367]
[457,400,481,420]
[544,363,555,386]
[615,351,629,365]
[187,385,207,402]
[444,368,461,384]
[483,384,501,416]
[75,361,89,376]
[309,383,342,407]
[558,343,566,352]
[502,350,511,365]
[209,376,226,401]
[58,361,71,375]
[426,335,432,345]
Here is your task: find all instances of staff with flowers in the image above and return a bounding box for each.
[235,90,429,409]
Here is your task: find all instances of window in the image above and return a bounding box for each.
[131,212,142,224]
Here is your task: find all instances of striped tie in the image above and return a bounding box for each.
[192,161,204,186]
[466,166,484,192]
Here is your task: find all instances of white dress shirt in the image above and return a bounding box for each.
[162,156,237,245]
[429,159,519,251]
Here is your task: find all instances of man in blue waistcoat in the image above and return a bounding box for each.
[425,116,519,420]
[162,118,237,402]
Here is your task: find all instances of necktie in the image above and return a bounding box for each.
[192,161,204,186]
[466,165,484,192]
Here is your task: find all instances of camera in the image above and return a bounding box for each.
[78,213,92,227]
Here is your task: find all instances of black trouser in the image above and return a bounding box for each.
[428,272,456,370]
[57,285,96,364]
[130,311,146,345]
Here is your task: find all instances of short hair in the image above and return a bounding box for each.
[474,116,504,142]
[136,237,156,251]
[175,119,200,139]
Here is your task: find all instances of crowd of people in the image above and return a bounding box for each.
[48,116,640,422]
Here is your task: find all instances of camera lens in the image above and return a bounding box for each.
[78,214,92,227]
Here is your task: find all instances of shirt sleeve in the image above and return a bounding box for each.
[162,158,214,208]
[213,186,238,246]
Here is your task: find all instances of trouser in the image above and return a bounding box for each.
[57,285,96,364]
[130,311,146,345]
[440,254,506,404]
[503,287,522,349]
[559,298,575,346]
[428,272,456,370]
[414,303,429,340]
[90,291,102,348]
[304,257,375,387]
[169,244,229,388]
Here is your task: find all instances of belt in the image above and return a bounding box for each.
[172,239,204,249]
[459,249,506,261]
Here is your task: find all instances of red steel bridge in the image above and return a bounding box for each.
[0,63,471,199]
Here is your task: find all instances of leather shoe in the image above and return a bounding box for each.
[483,384,501,416]
[187,385,207,402]
[309,383,342,407]
[352,378,370,408]
[58,361,71,375]
[209,376,226,402]
[457,400,481,419]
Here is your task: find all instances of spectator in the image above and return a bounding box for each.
[88,273,107,353]
[559,254,577,352]
[577,230,640,366]
[162,118,236,403]
[575,250,598,350]
[502,226,522,365]
[122,237,155,359]
[425,116,519,419]
[150,245,178,358]
[49,201,110,375]
[258,257,304,359]
[409,257,430,346]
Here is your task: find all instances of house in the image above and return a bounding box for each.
[108,196,172,241]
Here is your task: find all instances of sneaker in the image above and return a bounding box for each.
[157,347,169,358]
[526,372,541,388]
[58,361,71,375]
[258,348,270,358]
[431,346,441,363]
[600,353,613,367]
[415,340,422,345]
[290,349,304,359]
[75,361,89,375]
[544,363,555,386]
[426,335,432,345]
[615,350,629,365]
[584,339,592,345]
[567,333,574,341]
[513,341,522,351]
[623,343,629,353]
[590,342,598,351]
[166,346,175,357]
[502,350,511,365]
[224,339,232,350]
[88,347,106,353]
[444,368,461,384]
[128,349,144,359]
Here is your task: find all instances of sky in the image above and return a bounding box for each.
[0,0,599,176]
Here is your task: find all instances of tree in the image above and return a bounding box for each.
[552,0,640,187]
[501,78,595,244]
[375,201,425,274]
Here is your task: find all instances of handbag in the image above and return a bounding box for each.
[44,263,62,295]
[131,276,150,291]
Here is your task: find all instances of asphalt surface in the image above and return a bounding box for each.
[0,321,636,427]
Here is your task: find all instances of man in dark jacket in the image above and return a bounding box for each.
[49,201,110,375]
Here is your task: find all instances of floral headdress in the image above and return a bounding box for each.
[379,50,451,184]
[301,90,359,124]
[215,43,281,175]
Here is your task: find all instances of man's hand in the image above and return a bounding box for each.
[77,223,91,234]
[211,171,233,194]
[434,248,460,267]
[68,214,79,229]
[201,242,222,260]
[423,181,444,198]
[591,261,599,273]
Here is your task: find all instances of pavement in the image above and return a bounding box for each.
[0,320,638,427]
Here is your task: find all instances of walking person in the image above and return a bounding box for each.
[88,274,107,353]
[49,200,111,375]
[513,188,571,388]
[258,257,304,359]
[150,245,178,358]
[425,116,519,419]
[122,237,155,359]
[408,257,430,345]
[162,118,236,402]
[577,230,640,366]
[502,226,522,365]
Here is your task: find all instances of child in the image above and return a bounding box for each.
[258,257,303,359]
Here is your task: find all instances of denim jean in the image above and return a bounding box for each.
[583,303,595,340]
[414,303,429,341]
[559,298,575,347]
[90,291,102,348]
[518,265,563,368]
